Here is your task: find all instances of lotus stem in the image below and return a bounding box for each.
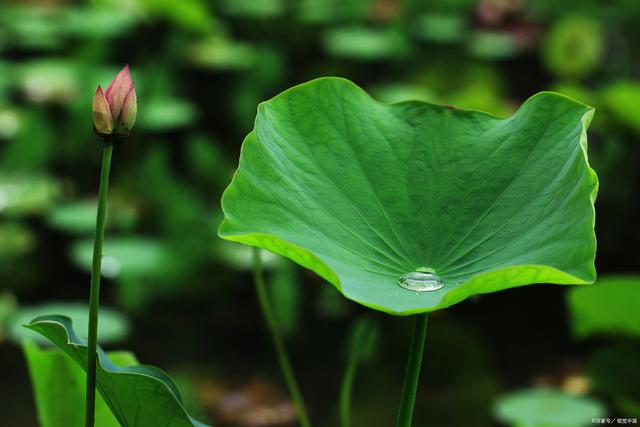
[252,247,312,427]
[85,139,113,427]
[339,347,358,427]
[395,313,429,427]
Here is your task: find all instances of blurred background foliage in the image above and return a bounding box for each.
[0,0,639,426]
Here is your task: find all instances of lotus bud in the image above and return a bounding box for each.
[93,65,137,138]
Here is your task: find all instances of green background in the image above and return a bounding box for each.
[1,0,639,426]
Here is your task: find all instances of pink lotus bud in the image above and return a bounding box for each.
[93,65,137,137]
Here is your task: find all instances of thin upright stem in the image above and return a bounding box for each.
[395,313,429,427]
[85,141,113,427]
[339,351,358,427]
[252,248,312,427]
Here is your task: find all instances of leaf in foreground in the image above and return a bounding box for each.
[219,77,598,314]
[25,315,211,427]
[23,340,132,427]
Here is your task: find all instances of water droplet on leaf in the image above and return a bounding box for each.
[398,271,445,292]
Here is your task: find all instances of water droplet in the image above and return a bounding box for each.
[398,271,445,292]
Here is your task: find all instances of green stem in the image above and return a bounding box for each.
[85,141,113,427]
[252,248,312,427]
[395,313,429,427]
[339,349,358,427]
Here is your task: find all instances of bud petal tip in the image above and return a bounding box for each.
[93,85,114,136]
[105,65,134,122]
[119,84,137,133]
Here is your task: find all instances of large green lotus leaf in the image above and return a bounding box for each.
[219,78,597,315]
[25,315,210,427]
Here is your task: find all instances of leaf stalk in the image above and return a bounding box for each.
[395,313,429,427]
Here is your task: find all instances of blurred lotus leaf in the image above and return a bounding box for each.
[601,81,640,133]
[8,302,129,345]
[493,388,606,427]
[469,31,519,59]
[567,275,640,339]
[414,62,511,116]
[187,36,256,70]
[215,240,282,271]
[62,8,137,39]
[413,13,466,43]
[543,16,603,79]
[139,96,198,130]
[144,0,217,34]
[17,60,80,103]
[47,199,138,235]
[0,6,66,49]
[323,26,410,60]
[0,108,21,139]
[444,83,513,117]
[71,237,170,279]
[0,222,36,259]
[0,172,61,216]
[23,340,134,427]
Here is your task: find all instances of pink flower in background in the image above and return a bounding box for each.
[93,65,137,137]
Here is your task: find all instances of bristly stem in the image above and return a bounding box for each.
[85,139,113,427]
[395,313,429,427]
[252,247,312,427]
